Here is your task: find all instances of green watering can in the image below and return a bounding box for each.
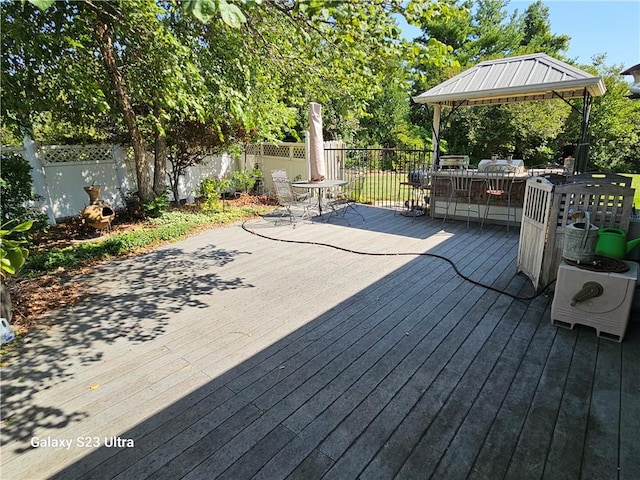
[594,227,640,259]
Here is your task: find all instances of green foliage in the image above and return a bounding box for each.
[0,153,35,223]
[196,176,232,211]
[142,189,170,218]
[26,0,55,10]
[0,220,33,277]
[231,169,261,193]
[519,1,570,53]
[23,207,269,275]
[0,152,49,231]
[165,120,231,203]
[182,0,256,26]
[8,0,636,178]
[408,0,638,171]
[584,59,640,173]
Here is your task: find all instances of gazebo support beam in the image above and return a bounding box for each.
[431,105,441,166]
[575,89,593,174]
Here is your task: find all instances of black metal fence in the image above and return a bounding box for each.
[324,147,432,208]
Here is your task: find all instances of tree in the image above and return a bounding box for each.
[92,5,154,202]
[165,120,231,203]
[4,0,460,195]
[520,1,569,54]
[408,0,581,164]
[7,0,253,203]
[580,57,640,172]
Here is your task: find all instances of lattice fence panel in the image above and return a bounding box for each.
[291,145,306,159]
[262,144,291,158]
[244,144,261,156]
[40,145,113,164]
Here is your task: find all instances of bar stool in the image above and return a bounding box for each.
[442,170,482,229]
[481,165,517,232]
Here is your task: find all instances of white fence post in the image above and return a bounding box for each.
[112,145,131,199]
[304,131,311,180]
[23,136,56,225]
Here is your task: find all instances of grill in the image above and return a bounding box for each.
[439,155,469,169]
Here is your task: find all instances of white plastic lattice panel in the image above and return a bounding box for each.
[517,176,553,290]
[540,180,635,291]
[291,145,306,159]
[262,144,291,158]
[40,145,113,164]
[244,144,261,156]
[554,187,631,229]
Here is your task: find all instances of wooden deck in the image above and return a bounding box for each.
[2,205,639,480]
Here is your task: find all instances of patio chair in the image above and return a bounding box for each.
[442,170,482,229]
[480,165,518,232]
[325,174,365,225]
[270,169,311,224]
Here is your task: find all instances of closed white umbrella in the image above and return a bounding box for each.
[309,102,326,182]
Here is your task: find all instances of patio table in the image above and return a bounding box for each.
[292,179,347,216]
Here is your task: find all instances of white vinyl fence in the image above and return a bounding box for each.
[244,137,344,193]
[2,137,236,223]
[2,136,342,224]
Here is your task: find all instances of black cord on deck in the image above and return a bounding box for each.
[241,220,555,301]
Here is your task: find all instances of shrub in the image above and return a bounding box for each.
[0,152,48,232]
[197,176,232,211]
[142,189,170,218]
[0,219,33,277]
[231,168,262,193]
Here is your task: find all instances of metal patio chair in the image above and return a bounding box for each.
[270,169,311,224]
[442,170,482,229]
[325,173,366,225]
[480,164,518,232]
[421,169,449,221]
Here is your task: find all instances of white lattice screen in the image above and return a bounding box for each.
[258,143,306,159]
[40,145,114,164]
[244,144,261,156]
[291,146,305,159]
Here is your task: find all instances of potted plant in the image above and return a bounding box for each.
[0,219,32,343]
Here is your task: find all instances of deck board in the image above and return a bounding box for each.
[1,205,638,480]
[542,328,598,480]
[426,291,546,480]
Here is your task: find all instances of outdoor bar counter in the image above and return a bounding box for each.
[429,168,529,225]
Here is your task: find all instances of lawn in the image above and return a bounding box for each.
[622,173,640,209]
[358,171,640,209]
[355,171,422,204]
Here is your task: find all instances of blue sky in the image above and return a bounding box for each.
[397,1,639,71]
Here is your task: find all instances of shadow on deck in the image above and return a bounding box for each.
[2,205,639,479]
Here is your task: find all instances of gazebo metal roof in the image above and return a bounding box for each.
[412,53,606,173]
[412,53,606,107]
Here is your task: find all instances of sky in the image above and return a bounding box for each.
[397,0,640,71]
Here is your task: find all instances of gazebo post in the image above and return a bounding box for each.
[432,104,441,167]
[575,89,593,174]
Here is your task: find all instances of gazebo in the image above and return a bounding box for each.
[412,53,607,173]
